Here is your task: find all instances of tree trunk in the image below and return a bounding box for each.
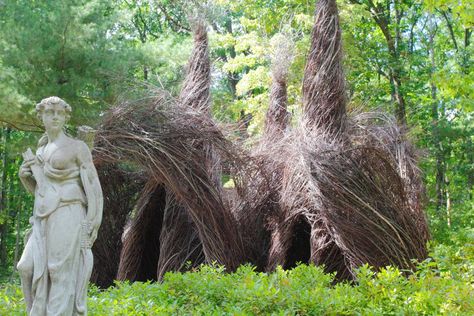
[392,0,407,125]
[428,15,446,218]
[390,70,406,126]
[445,171,451,228]
[349,0,408,125]
[10,191,23,281]
[212,15,239,98]
[467,138,474,199]
[0,128,11,267]
[224,18,239,97]
[143,65,148,81]
[431,78,445,215]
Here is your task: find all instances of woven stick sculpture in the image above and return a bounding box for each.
[91,0,429,285]
[99,21,247,284]
[265,0,428,279]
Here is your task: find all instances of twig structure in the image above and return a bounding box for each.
[90,0,429,285]
[92,22,247,285]
[302,0,346,138]
[264,0,428,278]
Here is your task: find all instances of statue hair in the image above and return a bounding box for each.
[36,96,72,147]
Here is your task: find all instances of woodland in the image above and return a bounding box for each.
[0,0,473,314]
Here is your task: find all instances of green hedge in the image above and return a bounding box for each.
[1,241,473,315]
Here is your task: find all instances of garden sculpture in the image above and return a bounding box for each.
[17,96,103,315]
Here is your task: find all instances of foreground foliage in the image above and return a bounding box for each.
[2,239,473,315]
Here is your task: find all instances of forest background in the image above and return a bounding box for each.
[0,0,472,283]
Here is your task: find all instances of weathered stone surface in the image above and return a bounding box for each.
[17,96,103,315]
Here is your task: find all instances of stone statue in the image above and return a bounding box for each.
[17,96,103,315]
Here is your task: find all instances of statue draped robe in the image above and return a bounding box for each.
[18,142,101,316]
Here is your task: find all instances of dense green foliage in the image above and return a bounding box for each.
[1,240,473,315]
[0,0,472,312]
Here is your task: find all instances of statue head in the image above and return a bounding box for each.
[36,96,72,132]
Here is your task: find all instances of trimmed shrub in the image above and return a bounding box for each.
[1,242,473,315]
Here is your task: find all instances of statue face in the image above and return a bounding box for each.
[41,103,68,132]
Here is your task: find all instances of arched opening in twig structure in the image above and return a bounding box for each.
[116,182,165,282]
[126,185,166,282]
[117,182,207,283]
[284,217,311,269]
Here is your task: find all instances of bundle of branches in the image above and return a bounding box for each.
[349,112,429,243]
[93,21,251,284]
[94,95,247,279]
[264,0,429,279]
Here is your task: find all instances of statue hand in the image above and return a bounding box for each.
[88,221,100,245]
[90,228,98,245]
[19,160,34,179]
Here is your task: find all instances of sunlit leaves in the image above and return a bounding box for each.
[3,244,474,314]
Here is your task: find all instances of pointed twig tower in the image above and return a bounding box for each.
[266,0,428,278]
[112,21,247,283]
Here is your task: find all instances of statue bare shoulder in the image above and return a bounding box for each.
[75,139,93,164]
